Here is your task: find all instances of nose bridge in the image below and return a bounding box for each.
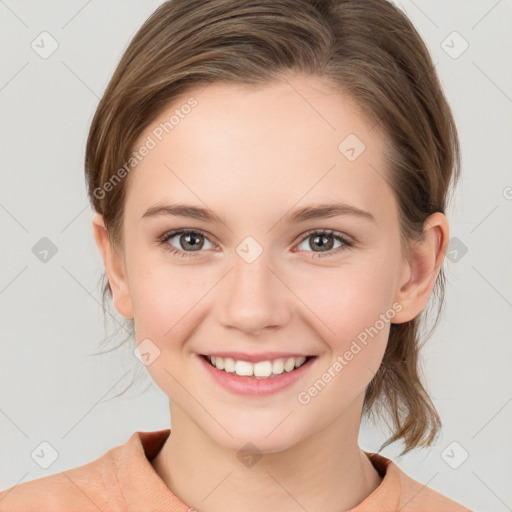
[217,240,291,333]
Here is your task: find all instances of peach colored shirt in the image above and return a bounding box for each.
[0,429,471,511]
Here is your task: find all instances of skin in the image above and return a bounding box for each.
[92,74,449,512]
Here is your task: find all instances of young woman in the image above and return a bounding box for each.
[0,0,471,510]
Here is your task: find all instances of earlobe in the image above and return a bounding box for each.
[392,212,449,324]
[91,213,134,319]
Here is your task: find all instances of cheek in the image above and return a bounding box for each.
[289,256,398,344]
[127,262,208,397]
[127,247,208,336]
[289,256,398,393]
[294,267,394,416]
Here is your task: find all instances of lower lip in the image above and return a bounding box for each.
[198,355,317,396]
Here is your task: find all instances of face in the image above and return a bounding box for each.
[93,75,446,454]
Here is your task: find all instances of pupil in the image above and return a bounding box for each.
[313,234,333,251]
[183,233,203,251]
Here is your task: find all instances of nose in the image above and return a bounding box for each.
[217,251,292,336]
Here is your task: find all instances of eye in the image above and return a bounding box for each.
[158,229,214,258]
[295,229,354,258]
[158,228,354,259]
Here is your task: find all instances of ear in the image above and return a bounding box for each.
[392,212,449,323]
[91,212,134,319]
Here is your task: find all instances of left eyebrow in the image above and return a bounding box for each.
[283,202,376,224]
[139,202,376,224]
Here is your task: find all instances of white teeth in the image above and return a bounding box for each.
[253,361,272,378]
[235,360,253,376]
[224,357,235,373]
[294,356,306,368]
[272,359,284,375]
[284,358,295,372]
[206,355,310,379]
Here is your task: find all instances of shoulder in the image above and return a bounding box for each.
[358,453,472,512]
[396,470,471,511]
[0,439,125,512]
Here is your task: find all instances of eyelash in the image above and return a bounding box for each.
[157,228,354,259]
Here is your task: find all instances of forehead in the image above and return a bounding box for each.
[125,77,395,227]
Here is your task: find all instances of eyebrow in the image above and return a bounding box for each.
[140,202,376,224]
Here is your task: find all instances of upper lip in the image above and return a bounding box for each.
[200,352,315,363]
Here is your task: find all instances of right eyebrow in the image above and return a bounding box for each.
[140,203,226,224]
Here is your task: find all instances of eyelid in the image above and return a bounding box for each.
[296,228,354,245]
[158,227,355,258]
[159,227,216,243]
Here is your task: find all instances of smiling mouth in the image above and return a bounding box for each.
[200,354,316,379]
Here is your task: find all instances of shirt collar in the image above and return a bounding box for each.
[115,428,400,511]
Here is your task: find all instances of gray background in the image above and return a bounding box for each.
[1,1,511,510]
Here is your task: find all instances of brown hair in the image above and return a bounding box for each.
[85,0,461,454]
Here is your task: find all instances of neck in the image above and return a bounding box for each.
[151,398,382,512]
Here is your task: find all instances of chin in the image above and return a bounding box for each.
[205,417,310,456]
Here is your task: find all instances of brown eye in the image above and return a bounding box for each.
[159,229,214,257]
[296,229,353,258]
[175,232,205,251]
